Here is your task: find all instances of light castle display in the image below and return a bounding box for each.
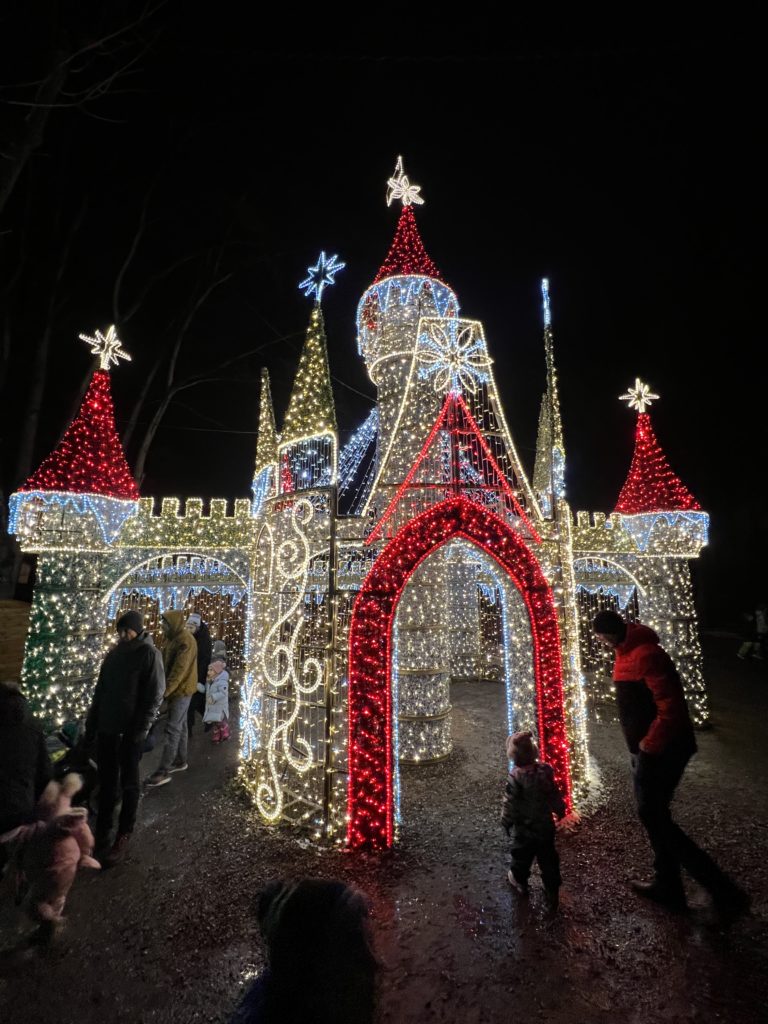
[10,159,709,850]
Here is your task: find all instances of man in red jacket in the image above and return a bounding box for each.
[593,610,748,914]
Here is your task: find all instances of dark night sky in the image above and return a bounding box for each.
[1,8,764,621]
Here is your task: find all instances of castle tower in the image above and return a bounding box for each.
[9,326,139,725]
[611,380,710,723]
[533,278,567,518]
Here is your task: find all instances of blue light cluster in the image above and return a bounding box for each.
[9,490,137,545]
[252,466,273,518]
[338,408,378,493]
[541,277,552,328]
[620,511,710,552]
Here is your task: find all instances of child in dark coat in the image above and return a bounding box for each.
[501,730,566,914]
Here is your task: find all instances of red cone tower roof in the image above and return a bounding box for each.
[19,370,140,500]
[373,204,444,283]
[614,413,700,514]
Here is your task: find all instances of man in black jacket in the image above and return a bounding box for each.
[85,610,164,864]
[0,679,51,875]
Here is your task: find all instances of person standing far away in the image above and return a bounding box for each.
[186,612,212,736]
[84,610,164,865]
[593,609,750,916]
[146,611,198,788]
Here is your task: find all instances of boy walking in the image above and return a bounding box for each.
[501,730,566,914]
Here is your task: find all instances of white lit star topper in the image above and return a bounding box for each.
[298,252,346,302]
[620,377,660,414]
[79,324,131,370]
[386,155,425,207]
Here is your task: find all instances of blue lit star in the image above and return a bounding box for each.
[298,252,345,302]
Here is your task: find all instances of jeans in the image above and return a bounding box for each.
[632,747,733,895]
[510,836,561,892]
[96,733,143,840]
[157,696,192,774]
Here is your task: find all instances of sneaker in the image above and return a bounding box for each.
[630,878,687,912]
[507,870,529,895]
[105,833,131,866]
[169,762,188,773]
[146,772,171,787]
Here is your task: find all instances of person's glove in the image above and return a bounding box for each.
[197,683,205,693]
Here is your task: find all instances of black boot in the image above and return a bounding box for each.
[630,878,687,912]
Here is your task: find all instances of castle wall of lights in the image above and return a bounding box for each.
[10,163,709,850]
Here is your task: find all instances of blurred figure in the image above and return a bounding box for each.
[186,613,212,736]
[737,602,767,660]
[229,879,378,1024]
[0,679,51,877]
[1,773,100,945]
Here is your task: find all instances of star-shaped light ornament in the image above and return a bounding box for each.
[416,321,492,395]
[386,155,425,207]
[79,325,131,371]
[619,378,660,414]
[298,251,346,302]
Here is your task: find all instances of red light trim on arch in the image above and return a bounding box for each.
[347,496,571,850]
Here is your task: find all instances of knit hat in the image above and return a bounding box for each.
[212,639,227,660]
[506,730,537,766]
[187,613,202,628]
[116,610,144,635]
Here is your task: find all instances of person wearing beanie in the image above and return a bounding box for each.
[85,611,165,864]
[501,729,567,914]
[593,609,749,915]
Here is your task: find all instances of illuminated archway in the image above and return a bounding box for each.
[347,496,571,849]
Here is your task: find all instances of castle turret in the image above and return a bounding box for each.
[532,279,567,518]
[9,326,139,724]
[279,300,338,494]
[252,368,278,515]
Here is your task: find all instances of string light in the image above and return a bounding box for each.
[279,304,338,491]
[18,370,139,500]
[9,171,712,850]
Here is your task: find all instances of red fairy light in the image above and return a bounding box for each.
[615,413,701,514]
[19,371,139,500]
[347,495,572,850]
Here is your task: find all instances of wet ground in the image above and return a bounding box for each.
[2,636,767,1023]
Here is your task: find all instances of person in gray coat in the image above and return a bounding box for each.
[85,610,164,865]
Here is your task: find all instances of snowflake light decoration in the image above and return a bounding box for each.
[620,377,660,414]
[416,320,492,395]
[299,251,345,302]
[79,325,131,371]
[386,155,425,207]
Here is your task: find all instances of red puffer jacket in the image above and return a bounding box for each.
[612,623,696,756]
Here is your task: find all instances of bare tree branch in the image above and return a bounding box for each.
[13,199,87,485]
